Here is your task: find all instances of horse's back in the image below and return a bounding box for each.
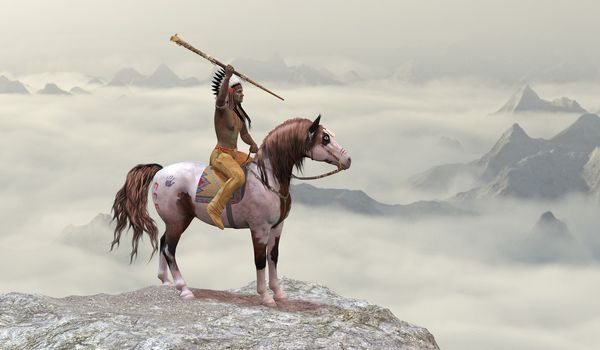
[151,162,207,220]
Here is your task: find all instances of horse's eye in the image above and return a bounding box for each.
[323,134,330,145]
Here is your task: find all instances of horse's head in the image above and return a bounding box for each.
[306,115,351,170]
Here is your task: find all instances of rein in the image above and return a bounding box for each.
[293,146,344,180]
[248,142,346,196]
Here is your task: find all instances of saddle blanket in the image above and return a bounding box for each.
[195,166,248,204]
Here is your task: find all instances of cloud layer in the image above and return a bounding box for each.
[1,80,600,350]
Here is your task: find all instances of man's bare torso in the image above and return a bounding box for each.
[214,107,243,149]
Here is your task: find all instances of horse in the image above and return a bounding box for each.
[110,115,351,306]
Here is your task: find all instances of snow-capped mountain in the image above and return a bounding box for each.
[495,85,587,114]
[0,75,29,94]
[475,123,545,181]
[412,113,600,200]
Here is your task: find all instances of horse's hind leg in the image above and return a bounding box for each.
[267,223,287,301]
[157,234,172,286]
[162,218,194,299]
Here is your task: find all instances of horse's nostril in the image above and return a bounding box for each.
[347,157,352,167]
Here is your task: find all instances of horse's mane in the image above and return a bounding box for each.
[255,118,319,192]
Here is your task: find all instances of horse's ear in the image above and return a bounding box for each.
[308,114,321,143]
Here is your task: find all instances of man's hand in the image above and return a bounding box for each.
[250,143,259,153]
[225,64,234,78]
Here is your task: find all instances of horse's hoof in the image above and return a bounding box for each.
[180,289,194,300]
[274,291,288,301]
[262,296,277,307]
[161,281,173,286]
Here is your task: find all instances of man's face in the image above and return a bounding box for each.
[232,85,244,103]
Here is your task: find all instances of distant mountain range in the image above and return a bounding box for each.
[105,58,348,89]
[495,85,587,114]
[231,55,344,85]
[108,64,201,88]
[290,183,470,217]
[411,113,600,200]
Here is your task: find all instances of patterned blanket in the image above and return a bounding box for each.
[195,166,247,204]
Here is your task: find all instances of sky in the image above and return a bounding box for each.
[2,1,600,350]
[2,1,600,79]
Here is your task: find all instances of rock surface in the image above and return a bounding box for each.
[0,278,439,350]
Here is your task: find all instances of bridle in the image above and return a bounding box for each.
[248,142,346,198]
[292,144,344,180]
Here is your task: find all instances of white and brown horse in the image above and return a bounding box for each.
[111,116,351,305]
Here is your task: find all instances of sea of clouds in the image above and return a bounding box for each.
[1,77,600,350]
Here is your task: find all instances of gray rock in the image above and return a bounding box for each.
[0,278,439,350]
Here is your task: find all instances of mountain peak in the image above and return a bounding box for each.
[496,85,587,114]
[574,113,600,125]
[38,83,71,95]
[520,84,538,98]
[531,211,572,240]
[551,113,600,152]
[502,123,531,142]
[0,75,30,94]
[153,63,175,74]
[540,211,557,222]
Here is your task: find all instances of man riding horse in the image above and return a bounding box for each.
[207,64,259,230]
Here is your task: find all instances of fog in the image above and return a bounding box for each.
[3,1,600,81]
[1,77,600,349]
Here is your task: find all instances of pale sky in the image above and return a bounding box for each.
[2,0,599,78]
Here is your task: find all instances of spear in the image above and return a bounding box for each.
[170,34,284,101]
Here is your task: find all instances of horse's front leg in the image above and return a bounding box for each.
[251,227,276,307]
[267,223,287,301]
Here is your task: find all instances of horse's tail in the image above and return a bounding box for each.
[111,163,163,263]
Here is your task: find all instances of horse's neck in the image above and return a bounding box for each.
[251,157,281,190]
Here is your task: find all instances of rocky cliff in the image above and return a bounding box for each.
[0,278,438,349]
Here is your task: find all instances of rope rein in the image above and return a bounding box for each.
[248,144,344,198]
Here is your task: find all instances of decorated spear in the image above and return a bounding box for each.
[170,34,284,101]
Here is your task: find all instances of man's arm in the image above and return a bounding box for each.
[240,123,258,153]
[216,65,234,110]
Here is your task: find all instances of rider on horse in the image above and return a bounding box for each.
[207,64,259,230]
